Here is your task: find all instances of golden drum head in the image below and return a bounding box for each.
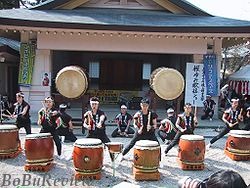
[150,67,184,100]
[55,66,88,99]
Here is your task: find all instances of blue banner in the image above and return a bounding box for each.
[203,54,218,96]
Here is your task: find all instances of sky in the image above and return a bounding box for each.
[187,0,250,21]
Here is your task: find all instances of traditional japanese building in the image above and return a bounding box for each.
[0,0,250,116]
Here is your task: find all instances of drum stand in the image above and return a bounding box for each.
[108,151,121,177]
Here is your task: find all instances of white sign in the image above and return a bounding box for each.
[185,63,206,107]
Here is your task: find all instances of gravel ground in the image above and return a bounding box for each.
[0,123,250,188]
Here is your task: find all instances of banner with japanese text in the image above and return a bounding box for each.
[203,54,218,96]
[185,63,206,107]
[18,43,36,87]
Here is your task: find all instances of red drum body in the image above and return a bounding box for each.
[0,125,20,159]
[24,133,54,171]
[133,140,160,181]
[73,138,103,180]
[106,142,123,153]
[178,135,205,170]
[225,130,250,161]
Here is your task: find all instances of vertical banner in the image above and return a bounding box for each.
[203,54,218,96]
[185,63,206,107]
[18,43,36,87]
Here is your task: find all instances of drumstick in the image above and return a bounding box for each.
[6,110,12,116]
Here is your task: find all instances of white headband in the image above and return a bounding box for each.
[90,101,99,105]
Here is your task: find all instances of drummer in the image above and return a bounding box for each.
[158,108,177,144]
[164,103,198,155]
[83,97,110,143]
[11,92,31,134]
[245,106,250,131]
[121,98,160,158]
[111,105,135,137]
[206,98,243,149]
[56,104,77,142]
[37,97,62,157]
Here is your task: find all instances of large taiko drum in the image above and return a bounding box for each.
[0,125,20,159]
[24,133,54,171]
[55,66,88,99]
[73,138,103,180]
[150,67,184,100]
[133,140,160,181]
[225,130,250,161]
[178,135,205,170]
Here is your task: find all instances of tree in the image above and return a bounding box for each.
[0,0,48,9]
[221,41,250,84]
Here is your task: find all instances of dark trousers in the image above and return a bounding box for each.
[201,109,214,120]
[40,125,62,156]
[122,130,160,156]
[16,120,31,134]
[111,127,135,137]
[56,127,77,142]
[157,130,176,142]
[165,129,193,154]
[210,124,239,144]
[86,129,110,144]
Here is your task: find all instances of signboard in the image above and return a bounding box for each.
[203,54,218,96]
[18,43,36,86]
[185,63,206,107]
[86,90,139,104]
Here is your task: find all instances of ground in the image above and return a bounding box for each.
[0,120,249,188]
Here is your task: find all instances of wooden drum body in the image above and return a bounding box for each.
[150,67,184,100]
[106,142,123,153]
[133,140,160,181]
[73,138,103,180]
[24,133,54,172]
[178,135,205,170]
[56,66,88,99]
[225,130,250,161]
[0,125,21,159]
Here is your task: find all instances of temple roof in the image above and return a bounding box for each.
[0,8,250,33]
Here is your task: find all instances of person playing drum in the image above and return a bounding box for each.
[56,104,77,142]
[83,97,110,143]
[11,92,31,134]
[111,105,135,137]
[164,103,198,155]
[207,98,243,149]
[121,98,160,159]
[245,106,250,131]
[158,108,177,144]
[37,97,62,157]
[201,95,216,121]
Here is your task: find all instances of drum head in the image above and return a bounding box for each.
[56,66,88,99]
[150,68,184,100]
[0,124,18,130]
[25,133,52,139]
[106,142,123,146]
[74,138,102,147]
[135,140,159,147]
[229,130,250,138]
[180,135,204,141]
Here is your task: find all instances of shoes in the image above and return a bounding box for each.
[209,118,213,121]
[56,155,65,160]
[164,150,168,156]
[64,155,72,161]
[164,140,170,145]
[206,143,211,150]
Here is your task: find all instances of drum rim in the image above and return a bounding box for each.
[229,130,250,135]
[74,138,103,147]
[0,125,18,130]
[180,135,205,140]
[25,133,52,139]
[135,140,159,147]
[106,142,124,146]
[55,66,88,99]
